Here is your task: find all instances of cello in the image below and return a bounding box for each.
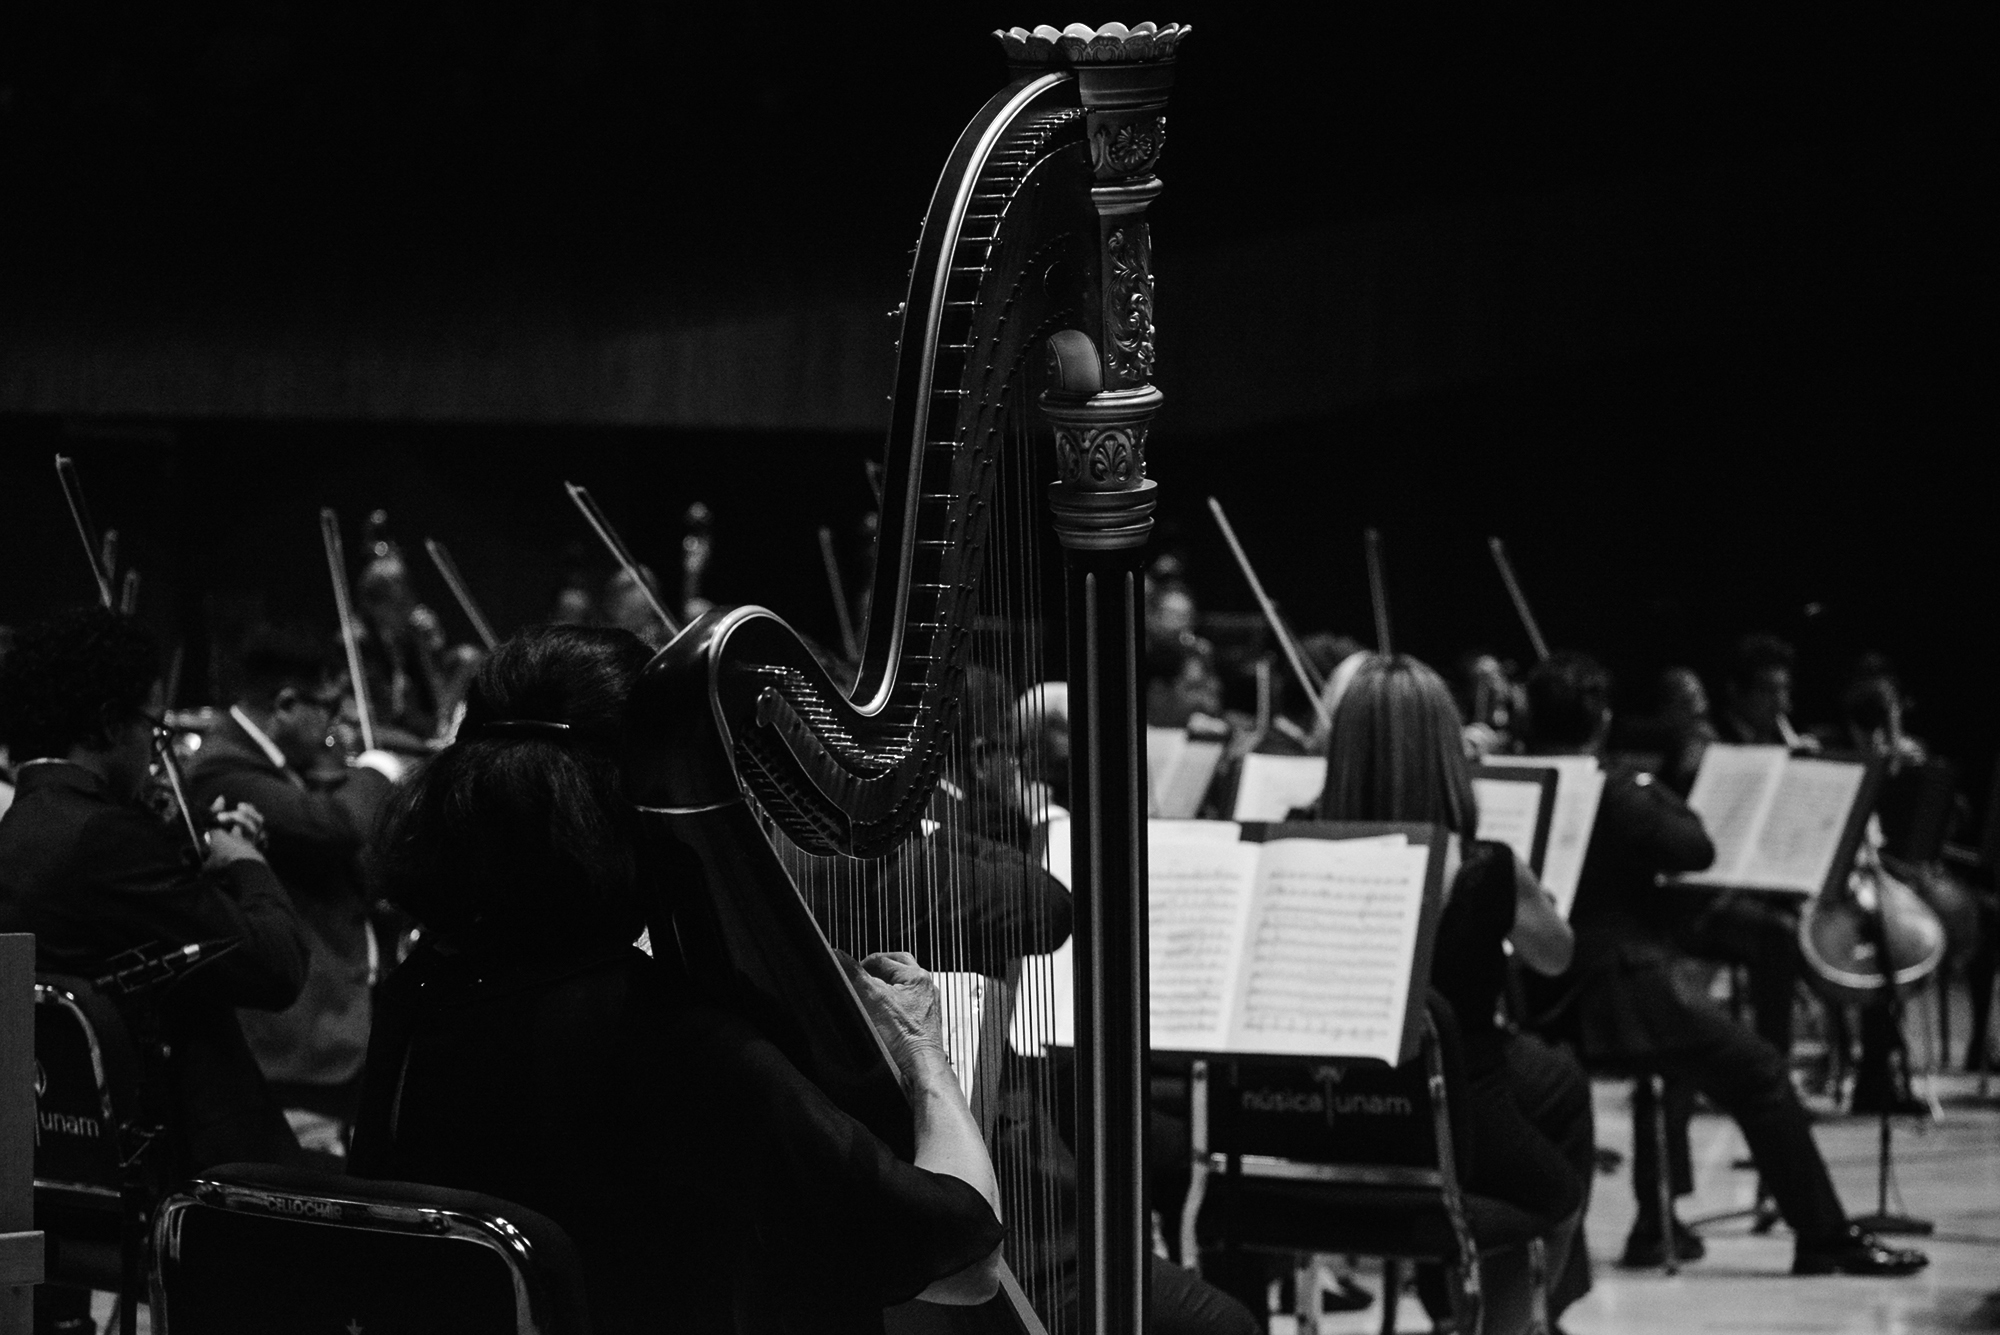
[624,23,1188,1332]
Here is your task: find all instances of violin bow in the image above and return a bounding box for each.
[563,482,683,639]
[1487,536,1550,664]
[1208,496,1331,731]
[152,720,207,857]
[423,538,500,651]
[1365,527,1393,656]
[818,525,861,662]
[320,508,378,752]
[53,455,202,856]
[54,455,116,608]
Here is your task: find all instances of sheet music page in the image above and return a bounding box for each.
[1156,738,1226,819]
[1472,775,1545,870]
[1147,834,1264,1052]
[1739,758,1867,893]
[1231,753,1327,821]
[1487,755,1604,916]
[1010,815,1074,1054]
[1145,726,1186,818]
[1679,744,1789,882]
[1225,838,1433,1064]
[931,971,987,1103]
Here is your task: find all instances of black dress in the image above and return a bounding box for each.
[1428,841,1586,1231]
[351,926,1003,1335]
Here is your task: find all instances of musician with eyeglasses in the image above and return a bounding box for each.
[0,606,315,1335]
[185,623,406,1153]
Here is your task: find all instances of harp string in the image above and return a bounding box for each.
[763,372,1070,1327]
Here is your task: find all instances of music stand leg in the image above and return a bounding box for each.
[1848,960,1933,1237]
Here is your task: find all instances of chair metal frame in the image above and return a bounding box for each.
[33,976,163,1335]
[151,1169,586,1335]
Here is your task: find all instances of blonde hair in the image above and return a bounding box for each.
[1319,654,1478,835]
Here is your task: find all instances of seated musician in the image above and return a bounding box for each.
[1316,654,1593,1333]
[1145,634,1226,730]
[1610,666,1718,796]
[351,626,1006,1335]
[1717,632,1818,751]
[1451,648,1524,760]
[1527,651,1927,1277]
[601,563,671,648]
[1661,640,1811,1063]
[796,668,1258,1335]
[0,607,313,1335]
[186,624,402,1152]
[354,538,474,750]
[1831,656,1990,1105]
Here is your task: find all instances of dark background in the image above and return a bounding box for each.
[1,6,1988,801]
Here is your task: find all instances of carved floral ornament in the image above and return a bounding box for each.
[1053,422,1148,490]
[1092,115,1166,177]
[1106,224,1156,383]
[993,21,1190,64]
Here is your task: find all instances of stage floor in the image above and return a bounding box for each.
[1305,1073,2000,1335]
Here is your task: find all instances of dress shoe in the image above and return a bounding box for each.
[1791,1225,1929,1276]
[1619,1214,1706,1267]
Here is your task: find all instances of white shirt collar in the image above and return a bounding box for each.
[229,705,291,771]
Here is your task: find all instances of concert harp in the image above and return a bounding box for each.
[625,23,1187,1333]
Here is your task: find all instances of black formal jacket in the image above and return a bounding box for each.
[1537,762,1718,1062]
[0,762,312,1172]
[187,713,391,1086]
[353,924,1004,1335]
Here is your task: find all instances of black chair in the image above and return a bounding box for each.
[1181,994,1547,1335]
[33,973,167,1335]
[151,1162,593,1334]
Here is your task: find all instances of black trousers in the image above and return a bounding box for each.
[1496,1033,1595,1317]
[1419,1033,1594,1333]
[1629,996,1847,1245]
[1679,891,1803,1056]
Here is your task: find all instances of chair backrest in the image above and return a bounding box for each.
[151,1162,593,1335]
[1205,991,1473,1184]
[32,975,154,1210]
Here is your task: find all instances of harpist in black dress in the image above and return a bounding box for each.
[351,627,1003,1335]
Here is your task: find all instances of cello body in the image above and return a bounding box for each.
[1799,851,1946,1006]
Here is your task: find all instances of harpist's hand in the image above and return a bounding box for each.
[841,951,949,1081]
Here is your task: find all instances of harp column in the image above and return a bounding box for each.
[1033,26,1181,1335]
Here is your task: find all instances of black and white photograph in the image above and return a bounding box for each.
[0,6,1990,1334]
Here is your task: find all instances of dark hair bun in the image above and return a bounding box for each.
[373,625,654,937]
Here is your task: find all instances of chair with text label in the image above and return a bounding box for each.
[33,974,167,1335]
[1182,992,1547,1335]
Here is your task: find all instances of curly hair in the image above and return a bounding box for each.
[371,625,655,938]
[0,606,160,761]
